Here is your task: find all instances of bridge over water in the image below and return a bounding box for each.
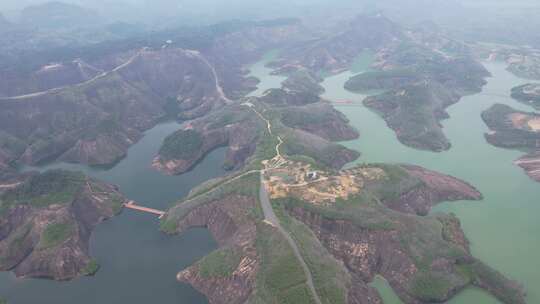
[123,201,166,219]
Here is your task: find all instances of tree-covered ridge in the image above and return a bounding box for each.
[482,104,540,150]
[0,170,85,212]
[0,170,125,280]
[363,83,452,151]
[159,129,204,161]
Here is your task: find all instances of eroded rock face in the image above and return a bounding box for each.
[153,106,260,175]
[482,104,540,183]
[389,165,483,215]
[284,205,524,304]
[0,170,125,280]
[172,195,260,304]
[288,208,423,303]
[515,152,540,182]
[0,47,229,167]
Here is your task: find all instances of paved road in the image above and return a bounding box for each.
[186,49,234,104]
[0,48,147,102]
[259,175,323,304]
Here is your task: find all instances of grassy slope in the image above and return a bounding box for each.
[269,163,522,303]
[249,223,315,304]
[159,129,204,161]
[273,203,350,304]
[0,170,85,214]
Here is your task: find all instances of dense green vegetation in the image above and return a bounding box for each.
[81,259,100,276]
[409,271,455,302]
[207,109,251,130]
[279,105,351,141]
[0,170,85,213]
[198,247,242,278]
[251,224,315,304]
[345,69,418,92]
[272,190,478,302]
[272,195,395,231]
[282,130,359,170]
[282,70,325,95]
[364,84,451,151]
[457,260,526,304]
[81,118,124,141]
[162,172,261,233]
[481,104,540,150]
[260,89,320,107]
[273,204,350,304]
[159,129,203,161]
[39,222,73,249]
[363,163,424,202]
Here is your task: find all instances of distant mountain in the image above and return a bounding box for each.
[20,1,102,29]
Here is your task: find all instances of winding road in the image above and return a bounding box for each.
[251,105,322,304]
[185,49,234,104]
[258,175,323,304]
[0,48,148,102]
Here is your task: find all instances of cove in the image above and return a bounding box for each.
[321,60,540,304]
[0,121,228,303]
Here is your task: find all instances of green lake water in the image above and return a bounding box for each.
[321,60,540,303]
[0,121,227,304]
[246,51,540,303]
[1,51,539,304]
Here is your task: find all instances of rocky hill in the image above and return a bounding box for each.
[511,83,540,110]
[0,19,303,168]
[482,104,540,182]
[269,14,404,74]
[153,95,360,175]
[0,170,126,280]
[0,48,228,167]
[266,13,489,152]
[160,162,523,304]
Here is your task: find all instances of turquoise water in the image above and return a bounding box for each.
[2,50,539,304]
[320,62,540,303]
[0,121,227,304]
[247,50,285,97]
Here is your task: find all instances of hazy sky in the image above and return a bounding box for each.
[1,0,539,32]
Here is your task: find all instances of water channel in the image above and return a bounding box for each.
[1,51,539,304]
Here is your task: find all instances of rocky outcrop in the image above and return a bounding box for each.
[515,152,540,182]
[482,104,540,183]
[153,106,260,175]
[0,47,228,167]
[0,170,125,280]
[283,204,525,304]
[168,194,260,304]
[387,165,482,215]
